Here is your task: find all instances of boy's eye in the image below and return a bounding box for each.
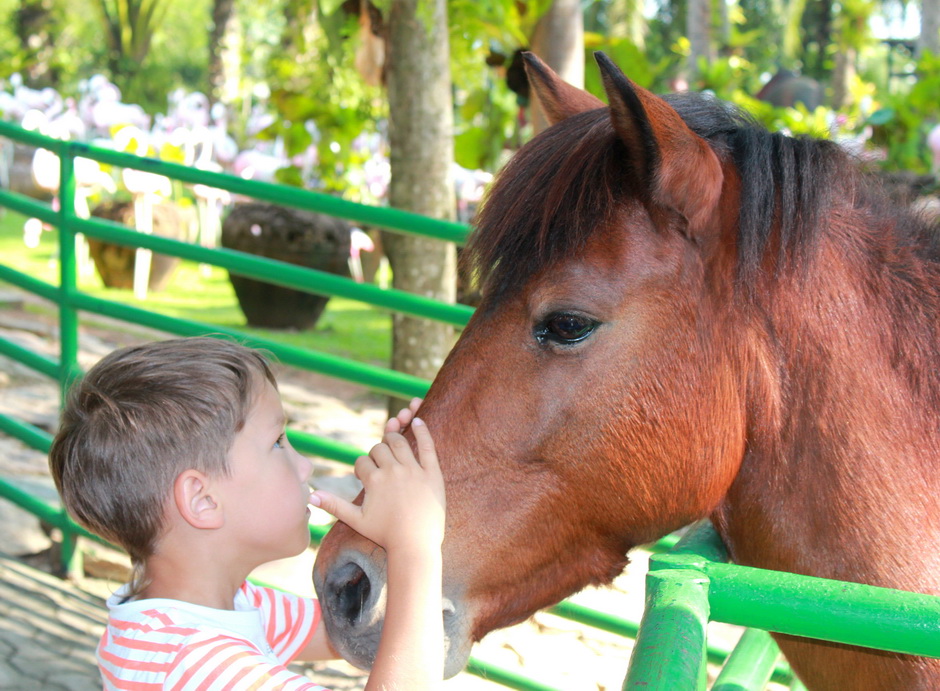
[274,433,286,449]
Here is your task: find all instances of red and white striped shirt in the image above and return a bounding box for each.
[98,581,329,690]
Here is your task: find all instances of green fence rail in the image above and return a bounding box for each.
[2,121,938,691]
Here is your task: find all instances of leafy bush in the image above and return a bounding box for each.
[866,52,940,174]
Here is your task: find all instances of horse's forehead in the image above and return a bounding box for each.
[520,209,690,303]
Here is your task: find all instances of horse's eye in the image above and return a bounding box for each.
[536,313,598,345]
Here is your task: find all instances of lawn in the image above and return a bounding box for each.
[0,208,392,365]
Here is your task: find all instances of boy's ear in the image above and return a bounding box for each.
[174,470,223,529]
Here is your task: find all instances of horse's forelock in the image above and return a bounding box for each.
[467,109,629,301]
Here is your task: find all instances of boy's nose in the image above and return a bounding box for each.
[296,452,313,482]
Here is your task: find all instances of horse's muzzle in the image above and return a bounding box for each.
[313,546,472,678]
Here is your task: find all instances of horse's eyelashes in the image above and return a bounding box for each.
[535,312,600,346]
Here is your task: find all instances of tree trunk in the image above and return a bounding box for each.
[686,0,713,80]
[207,0,238,104]
[919,0,940,57]
[384,0,457,415]
[830,46,855,110]
[530,0,585,134]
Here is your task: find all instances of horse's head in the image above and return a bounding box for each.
[314,53,752,676]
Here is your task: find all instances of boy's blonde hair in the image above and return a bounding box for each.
[49,337,277,588]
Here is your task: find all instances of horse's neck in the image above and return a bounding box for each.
[715,237,940,592]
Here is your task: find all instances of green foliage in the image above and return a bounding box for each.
[866,52,940,174]
[0,0,209,113]
[454,83,518,171]
[261,1,387,200]
[264,0,557,183]
[583,34,670,95]
[448,0,553,172]
[694,54,762,94]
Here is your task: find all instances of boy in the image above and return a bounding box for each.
[49,336,446,690]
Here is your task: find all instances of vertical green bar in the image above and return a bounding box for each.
[711,628,780,691]
[58,144,81,398]
[57,144,83,579]
[623,569,710,691]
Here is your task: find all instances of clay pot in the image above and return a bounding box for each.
[220,202,351,330]
[88,200,189,292]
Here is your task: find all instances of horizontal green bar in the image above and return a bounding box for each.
[0,334,60,380]
[705,560,940,658]
[464,657,561,691]
[0,475,63,525]
[0,412,53,454]
[645,532,682,554]
[712,628,780,691]
[288,429,362,466]
[309,522,330,544]
[0,122,470,245]
[0,475,110,551]
[0,189,58,226]
[0,121,66,151]
[667,520,729,564]
[66,290,431,400]
[0,265,61,302]
[72,216,473,327]
[547,599,640,639]
[64,141,470,245]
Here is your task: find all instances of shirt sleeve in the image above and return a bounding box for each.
[240,582,320,663]
[165,633,330,690]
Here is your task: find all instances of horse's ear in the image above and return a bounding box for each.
[595,52,723,235]
[522,52,605,126]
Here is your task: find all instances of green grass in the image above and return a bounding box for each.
[0,209,391,365]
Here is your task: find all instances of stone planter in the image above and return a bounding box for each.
[220,202,351,330]
[88,200,189,292]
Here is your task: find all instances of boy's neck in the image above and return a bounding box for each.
[139,541,255,610]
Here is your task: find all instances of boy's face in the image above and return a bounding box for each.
[217,377,314,566]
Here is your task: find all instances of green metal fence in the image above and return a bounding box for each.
[1,120,937,690]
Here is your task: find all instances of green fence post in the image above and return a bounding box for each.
[622,568,710,691]
[57,144,81,397]
[57,144,83,580]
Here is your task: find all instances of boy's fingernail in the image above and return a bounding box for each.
[412,417,424,426]
[309,492,322,507]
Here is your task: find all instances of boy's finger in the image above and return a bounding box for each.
[394,406,414,429]
[369,441,397,468]
[409,397,423,414]
[411,418,439,469]
[354,453,378,481]
[310,490,360,527]
[383,432,414,465]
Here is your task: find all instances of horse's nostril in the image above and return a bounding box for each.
[442,597,457,620]
[330,561,372,626]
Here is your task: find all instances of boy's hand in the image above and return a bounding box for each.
[311,414,445,553]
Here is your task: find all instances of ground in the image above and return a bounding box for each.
[0,287,759,691]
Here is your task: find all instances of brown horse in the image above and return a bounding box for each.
[313,53,940,690]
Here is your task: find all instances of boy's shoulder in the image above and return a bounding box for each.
[103,581,319,644]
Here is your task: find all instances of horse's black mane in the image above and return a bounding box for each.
[467,91,939,301]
